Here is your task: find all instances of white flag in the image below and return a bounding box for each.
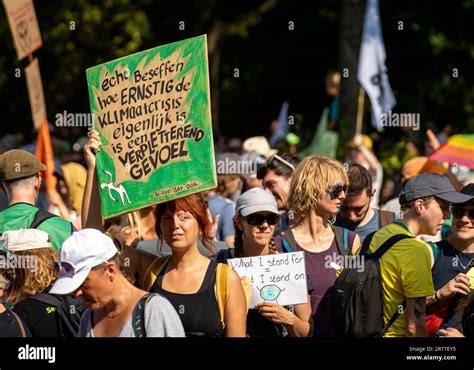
[357,0,396,131]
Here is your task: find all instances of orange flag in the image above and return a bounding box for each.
[35,119,56,191]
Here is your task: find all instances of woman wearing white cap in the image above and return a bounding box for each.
[216,188,313,337]
[0,228,84,337]
[49,228,185,337]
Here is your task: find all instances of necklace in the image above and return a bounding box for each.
[454,253,474,270]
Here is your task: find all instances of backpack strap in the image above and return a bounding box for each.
[10,310,27,337]
[360,231,376,256]
[215,263,231,330]
[331,225,351,256]
[279,229,298,253]
[380,300,406,336]
[142,256,170,291]
[30,208,58,229]
[378,210,396,229]
[131,293,155,337]
[371,234,413,260]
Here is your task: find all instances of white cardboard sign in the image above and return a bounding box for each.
[228,251,308,308]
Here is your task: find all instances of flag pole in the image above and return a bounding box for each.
[355,86,365,135]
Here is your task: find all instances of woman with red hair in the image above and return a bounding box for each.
[83,130,247,337]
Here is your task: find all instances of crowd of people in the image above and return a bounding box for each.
[0,125,473,338]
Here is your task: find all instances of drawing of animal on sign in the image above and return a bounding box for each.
[227,251,308,308]
[100,170,131,206]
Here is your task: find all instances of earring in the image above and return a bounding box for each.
[327,214,336,225]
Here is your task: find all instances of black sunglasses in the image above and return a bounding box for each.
[326,183,348,199]
[244,213,280,226]
[451,206,474,220]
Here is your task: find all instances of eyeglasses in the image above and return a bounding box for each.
[451,206,474,220]
[326,183,348,199]
[267,154,296,172]
[244,213,280,226]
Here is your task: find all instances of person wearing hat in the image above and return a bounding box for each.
[365,173,472,337]
[215,188,313,337]
[1,228,85,337]
[242,136,277,159]
[426,183,474,336]
[50,229,185,337]
[0,149,73,251]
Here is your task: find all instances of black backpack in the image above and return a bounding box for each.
[30,293,85,338]
[331,231,412,337]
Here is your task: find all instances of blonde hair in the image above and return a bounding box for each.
[288,155,348,223]
[5,248,59,301]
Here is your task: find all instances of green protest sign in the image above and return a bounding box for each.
[86,35,216,218]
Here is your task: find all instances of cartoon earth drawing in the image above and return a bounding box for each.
[258,284,285,303]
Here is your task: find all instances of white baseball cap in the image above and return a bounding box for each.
[236,188,279,217]
[50,229,118,295]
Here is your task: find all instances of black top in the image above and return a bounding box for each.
[0,308,30,337]
[150,259,223,337]
[13,297,59,337]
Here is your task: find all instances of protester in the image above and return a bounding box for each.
[50,229,185,337]
[365,173,471,337]
[257,153,301,231]
[0,149,73,250]
[216,188,313,337]
[426,183,473,335]
[336,164,396,243]
[283,155,360,337]
[122,193,247,337]
[1,229,85,337]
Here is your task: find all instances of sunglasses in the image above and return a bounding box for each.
[326,183,348,199]
[244,213,280,226]
[267,154,296,172]
[55,260,107,278]
[451,206,474,220]
[55,261,77,278]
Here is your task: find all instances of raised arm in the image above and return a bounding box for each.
[81,130,103,230]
